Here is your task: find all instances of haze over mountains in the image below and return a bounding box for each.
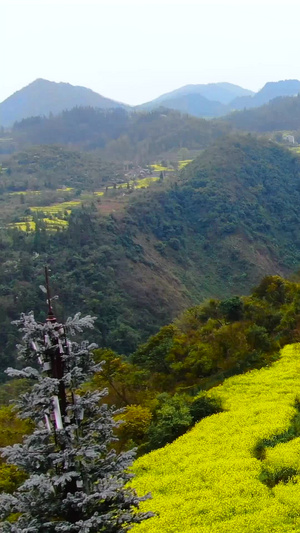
[1,78,300,126]
[141,82,255,105]
[0,79,128,127]
[137,79,300,117]
[136,82,254,117]
[230,79,300,109]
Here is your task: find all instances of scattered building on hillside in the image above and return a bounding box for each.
[282,134,295,144]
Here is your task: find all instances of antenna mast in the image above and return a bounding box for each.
[45,265,56,322]
[44,265,67,420]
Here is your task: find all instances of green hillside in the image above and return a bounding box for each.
[226,94,300,133]
[0,145,123,192]
[131,275,300,393]
[9,107,231,159]
[2,136,300,378]
[128,135,300,298]
[131,342,300,532]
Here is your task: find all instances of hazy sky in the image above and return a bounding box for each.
[2,0,300,105]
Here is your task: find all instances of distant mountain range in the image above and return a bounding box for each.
[1,78,300,126]
[0,79,128,127]
[230,79,300,110]
[137,93,229,118]
[137,82,253,114]
[138,80,300,118]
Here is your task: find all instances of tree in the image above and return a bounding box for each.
[145,393,192,451]
[0,309,152,532]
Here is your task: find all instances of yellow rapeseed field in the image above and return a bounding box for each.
[132,344,300,532]
[150,164,174,172]
[178,159,193,170]
[30,200,81,214]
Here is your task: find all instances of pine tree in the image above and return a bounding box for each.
[0,308,152,532]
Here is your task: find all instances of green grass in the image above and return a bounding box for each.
[131,343,300,533]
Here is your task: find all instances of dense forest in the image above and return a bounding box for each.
[0,135,300,379]
[226,93,300,135]
[0,144,124,192]
[4,107,232,160]
[1,274,300,457]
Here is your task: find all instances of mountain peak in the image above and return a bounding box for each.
[0,79,129,127]
[230,78,300,110]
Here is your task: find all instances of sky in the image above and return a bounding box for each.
[2,0,300,106]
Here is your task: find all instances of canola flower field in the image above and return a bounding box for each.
[178,159,193,169]
[150,164,174,172]
[132,344,300,533]
[7,176,161,232]
[8,201,81,232]
[30,200,81,215]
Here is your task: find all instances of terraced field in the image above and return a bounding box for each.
[6,175,162,232]
[178,159,193,169]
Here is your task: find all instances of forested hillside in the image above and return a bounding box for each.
[2,274,298,461]
[1,136,300,379]
[0,145,123,192]
[128,135,300,279]
[8,107,231,160]
[226,93,300,133]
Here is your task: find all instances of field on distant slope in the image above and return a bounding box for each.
[132,343,300,533]
[5,175,162,232]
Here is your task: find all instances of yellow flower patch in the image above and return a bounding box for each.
[150,164,174,172]
[131,344,300,532]
[178,159,193,170]
[30,201,81,214]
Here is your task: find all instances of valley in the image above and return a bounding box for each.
[2,77,300,532]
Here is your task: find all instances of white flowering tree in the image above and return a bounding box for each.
[0,304,152,532]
